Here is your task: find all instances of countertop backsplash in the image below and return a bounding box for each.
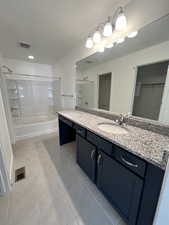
[76,107,169,137]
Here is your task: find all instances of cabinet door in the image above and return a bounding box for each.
[97,151,143,225]
[76,135,97,182]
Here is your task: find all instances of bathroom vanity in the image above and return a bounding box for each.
[58,110,169,225]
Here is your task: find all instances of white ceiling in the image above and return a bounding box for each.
[0,0,130,64]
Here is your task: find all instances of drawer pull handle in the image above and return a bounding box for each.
[97,154,102,166]
[121,156,138,168]
[91,150,96,160]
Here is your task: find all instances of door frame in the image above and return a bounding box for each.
[130,59,169,118]
[159,65,169,123]
[0,88,13,195]
[97,72,112,110]
[0,143,11,194]
[129,66,138,115]
[0,73,16,144]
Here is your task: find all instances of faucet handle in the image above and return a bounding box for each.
[116,113,131,126]
[124,112,132,124]
[119,113,124,119]
[124,112,131,118]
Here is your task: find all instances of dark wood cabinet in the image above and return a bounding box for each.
[76,135,97,182]
[74,124,86,138]
[97,151,143,225]
[59,117,75,145]
[58,115,164,225]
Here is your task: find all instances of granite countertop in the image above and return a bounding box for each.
[58,110,169,170]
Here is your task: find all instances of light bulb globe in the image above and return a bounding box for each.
[115,13,127,31]
[103,22,113,37]
[93,31,102,44]
[127,31,138,38]
[85,37,93,48]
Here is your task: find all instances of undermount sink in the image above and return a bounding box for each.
[97,122,128,134]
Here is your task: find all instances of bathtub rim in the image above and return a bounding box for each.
[14,116,58,141]
[14,117,58,128]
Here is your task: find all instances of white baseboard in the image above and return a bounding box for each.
[15,128,58,141]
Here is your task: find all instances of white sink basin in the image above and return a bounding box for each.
[97,122,128,135]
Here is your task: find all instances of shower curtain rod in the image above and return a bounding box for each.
[3,72,61,80]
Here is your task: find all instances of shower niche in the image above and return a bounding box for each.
[7,80,21,119]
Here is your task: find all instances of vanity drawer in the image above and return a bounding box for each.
[113,145,146,178]
[74,124,86,137]
[87,131,112,155]
[59,115,73,127]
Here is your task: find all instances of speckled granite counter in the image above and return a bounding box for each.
[58,110,169,170]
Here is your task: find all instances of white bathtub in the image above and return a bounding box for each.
[14,114,58,141]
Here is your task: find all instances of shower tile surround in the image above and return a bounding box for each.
[59,109,169,170]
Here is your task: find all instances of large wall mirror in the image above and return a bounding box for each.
[75,14,169,126]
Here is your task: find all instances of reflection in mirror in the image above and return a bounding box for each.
[98,73,112,110]
[76,79,95,109]
[132,61,169,121]
[76,14,169,125]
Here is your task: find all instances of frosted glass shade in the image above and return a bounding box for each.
[85,37,93,48]
[103,22,113,37]
[93,31,102,44]
[115,13,127,31]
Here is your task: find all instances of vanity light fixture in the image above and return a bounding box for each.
[115,7,127,31]
[28,55,34,60]
[85,6,136,51]
[127,31,138,38]
[93,28,102,44]
[85,36,93,48]
[103,17,113,37]
[116,37,125,44]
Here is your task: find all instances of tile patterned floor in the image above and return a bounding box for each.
[0,132,126,225]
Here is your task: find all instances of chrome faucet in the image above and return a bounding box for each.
[116,113,131,126]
